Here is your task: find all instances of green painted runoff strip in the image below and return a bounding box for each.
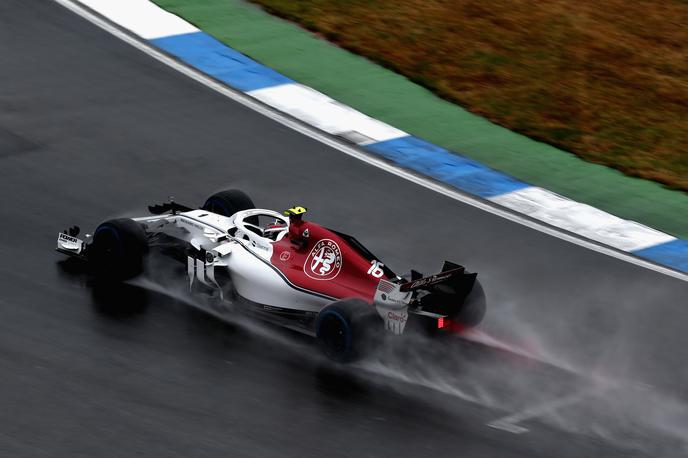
[153,0,688,239]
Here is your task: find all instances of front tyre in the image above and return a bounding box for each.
[89,218,149,281]
[201,189,255,217]
[316,299,382,362]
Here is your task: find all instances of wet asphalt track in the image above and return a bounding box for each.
[1,1,688,456]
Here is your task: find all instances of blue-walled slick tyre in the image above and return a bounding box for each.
[90,218,149,281]
[316,298,383,362]
[202,189,255,217]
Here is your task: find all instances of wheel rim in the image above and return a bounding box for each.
[320,313,350,356]
[93,226,123,261]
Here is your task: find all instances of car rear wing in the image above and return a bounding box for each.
[400,261,476,295]
[373,261,478,335]
[400,266,465,292]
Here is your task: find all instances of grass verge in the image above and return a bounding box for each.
[251,0,688,192]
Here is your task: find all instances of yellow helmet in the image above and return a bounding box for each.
[283,206,307,217]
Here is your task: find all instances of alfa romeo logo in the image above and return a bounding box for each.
[304,239,342,280]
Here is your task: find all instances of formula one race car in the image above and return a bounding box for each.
[56,189,486,361]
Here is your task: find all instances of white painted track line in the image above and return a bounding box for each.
[77,0,198,39]
[491,187,676,252]
[248,83,407,144]
[53,0,688,283]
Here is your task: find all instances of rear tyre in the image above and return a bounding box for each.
[455,279,486,327]
[316,299,383,362]
[201,189,255,217]
[89,218,149,281]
